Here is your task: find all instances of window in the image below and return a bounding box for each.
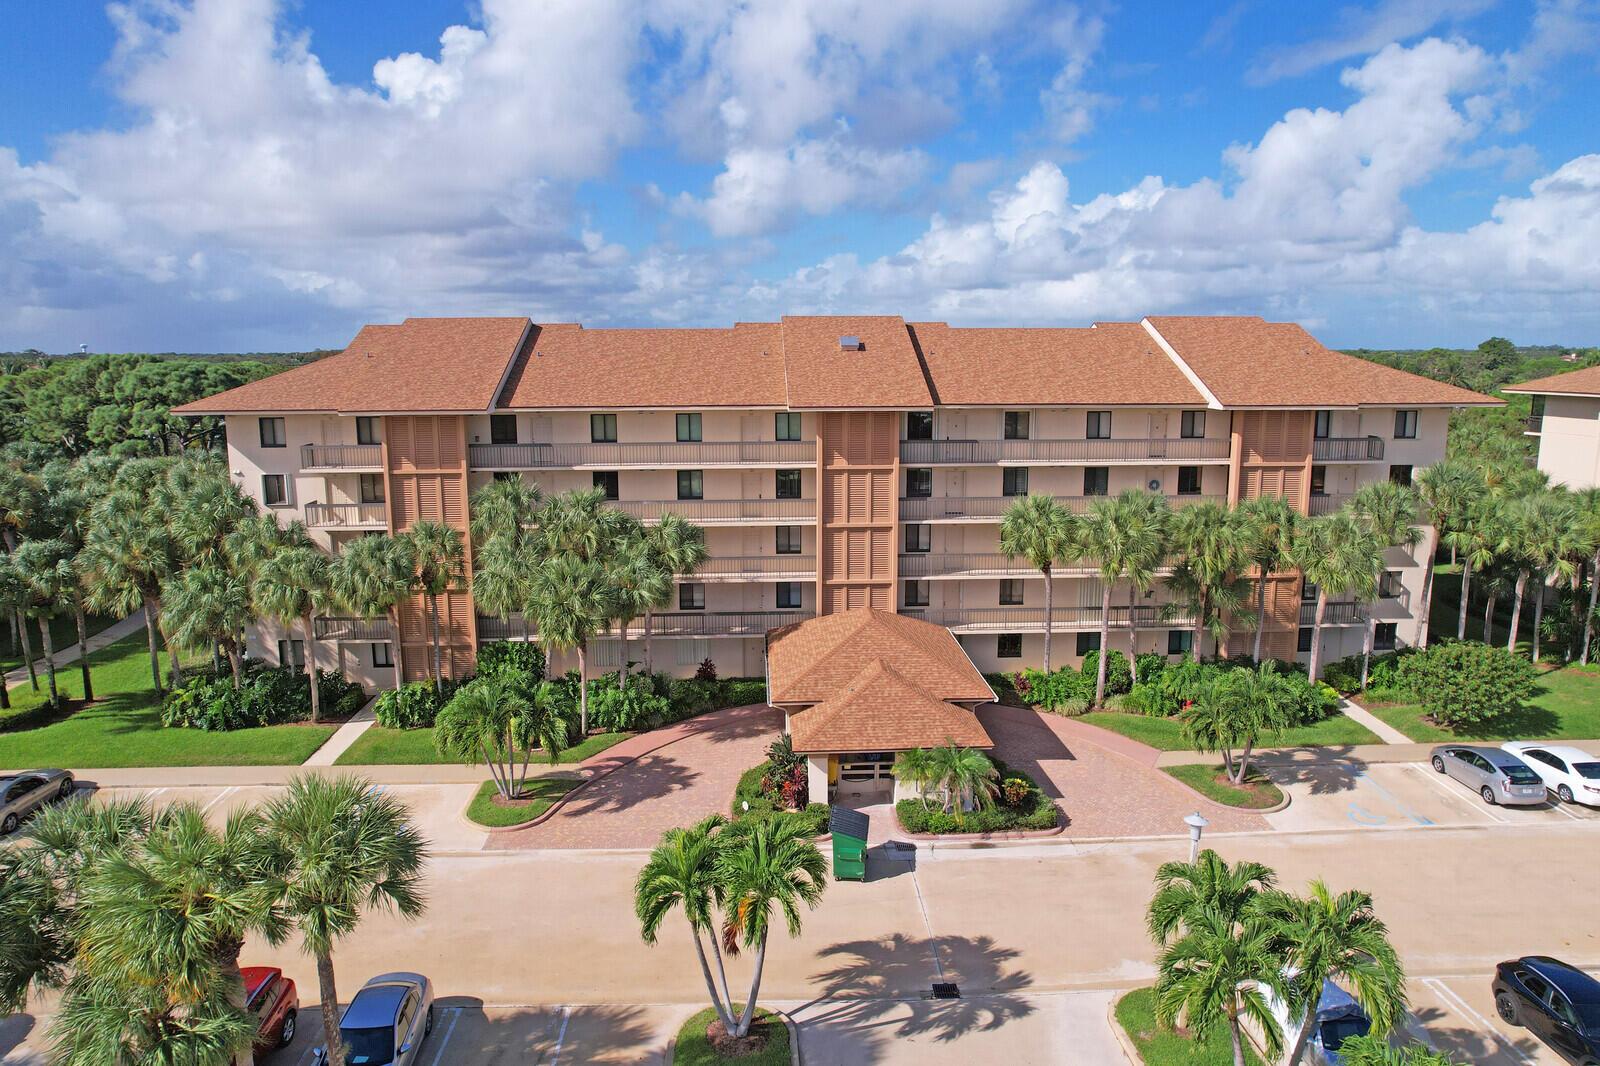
[676,413,702,442]
[1389,464,1413,486]
[1394,409,1418,439]
[997,633,1022,659]
[676,470,703,500]
[1083,466,1109,496]
[1076,632,1101,656]
[593,471,619,500]
[356,416,380,445]
[1168,630,1193,656]
[1004,411,1031,440]
[1180,411,1206,438]
[1002,467,1030,496]
[372,643,393,668]
[1380,570,1403,598]
[258,417,286,448]
[1374,622,1397,651]
[903,580,929,607]
[1176,466,1202,495]
[1297,627,1315,653]
[483,414,516,445]
[1085,411,1111,439]
[1529,395,1546,423]
[999,579,1024,606]
[1310,465,1327,496]
[904,523,931,553]
[776,582,802,609]
[395,993,417,1050]
[1302,580,1319,602]
[679,584,705,610]
[906,468,933,497]
[775,469,802,499]
[492,470,516,482]
[261,474,288,507]
[776,526,803,554]
[590,413,618,443]
[358,473,385,504]
[906,411,934,440]
[775,412,801,441]
[1313,410,1332,440]
[277,639,305,669]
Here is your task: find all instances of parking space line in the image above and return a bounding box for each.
[1546,799,1581,821]
[426,1006,460,1066]
[1416,767,1509,823]
[1423,978,1532,1065]
[1355,767,1433,826]
[199,786,237,815]
[548,1005,571,1065]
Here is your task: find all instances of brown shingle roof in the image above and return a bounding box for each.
[766,608,994,706]
[1503,364,1600,398]
[174,317,531,415]
[910,321,1205,406]
[1146,316,1499,408]
[780,315,934,409]
[787,658,994,754]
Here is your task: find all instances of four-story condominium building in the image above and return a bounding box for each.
[176,314,1496,691]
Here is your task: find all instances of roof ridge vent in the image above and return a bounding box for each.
[839,334,863,351]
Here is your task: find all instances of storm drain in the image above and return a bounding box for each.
[929,982,961,1000]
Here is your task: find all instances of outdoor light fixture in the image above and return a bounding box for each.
[1184,811,1209,862]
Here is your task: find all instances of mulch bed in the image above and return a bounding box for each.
[706,1017,773,1058]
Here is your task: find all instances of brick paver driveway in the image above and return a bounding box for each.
[486,703,782,850]
[978,704,1266,838]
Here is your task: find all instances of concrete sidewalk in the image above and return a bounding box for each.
[4,613,144,692]
[1338,695,1414,744]
[302,695,379,765]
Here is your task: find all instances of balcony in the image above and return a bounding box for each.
[692,556,817,581]
[304,501,388,529]
[476,609,812,641]
[469,440,814,470]
[301,443,383,471]
[900,437,1231,466]
[1307,493,1352,516]
[1312,436,1385,462]
[1525,414,1544,435]
[903,605,1195,633]
[899,553,1174,579]
[898,494,1224,522]
[1299,601,1367,626]
[610,498,816,525]
[313,616,394,641]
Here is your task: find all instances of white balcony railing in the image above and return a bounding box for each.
[900,437,1231,465]
[691,556,817,581]
[902,605,1196,633]
[477,609,813,641]
[610,498,816,525]
[301,443,383,470]
[899,494,1224,521]
[469,440,814,470]
[304,501,388,529]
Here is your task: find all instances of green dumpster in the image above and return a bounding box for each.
[830,807,869,881]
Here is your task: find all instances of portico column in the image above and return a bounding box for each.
[807,755,830,806]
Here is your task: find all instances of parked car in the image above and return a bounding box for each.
[312,972,434,1066]
[1263,977,1374,1064]
[1429,745,1548,806]
[1501,743,1600,807]
[243,965,298,1061]
[1493,956,1600,1064]
[0,769,75,834]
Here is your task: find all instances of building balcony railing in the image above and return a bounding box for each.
[301,443,383,471]
[902,605,1195,633]
[303,501,388,529]
[1299,601,1367,626]
[692,556,817,581]
[1311,436,1385,462]
[1307,493,1352,516]
[610,498,816,525]
[1524,414,1543,434]
[476,609,813,641]
[469,440,814,470]
[900,437,1231,465]
[312,616,394,641]
[898,493,1224,522]
[898,553,1175,579]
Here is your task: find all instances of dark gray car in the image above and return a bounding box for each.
[1431,745,1547,806]
[0,769,75,834]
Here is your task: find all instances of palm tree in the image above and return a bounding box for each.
[925,742,1000,819]
[1078,491,1167,705]
[530,553,613,736]
[402,521,465,690]
[434,674,565,799]
[1164,502,1254,659]
[636,815,739,1036]
[1443,501,1501,642]
[253,546,335,722]
[1576,489,1600,665]
[1352,481,1422,687]
[331,534,419,689]
[1292,512,1382,683]
[1118,491,1171,679]
[0,463,43,691]
[81,488,178,697]
[9,540,77,710]
[999,495,1077,672]
[37,467,102,701]
[470,477,544,646]
[1238,496,1298,664]
[1258,881,1407,1066]
[1501,492,1580,660]
[0,564,23,711]
[716,816,828,1038]
[1184,663,1298,785]
[261,775,428,1066]
[1414,461,1481,648]
[641,512,708,676]
[889,747,940,810]
[468,476,544,546]
[610,532,671,688]
[163,563,255,688]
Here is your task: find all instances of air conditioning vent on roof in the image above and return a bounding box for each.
[839,335,862,351]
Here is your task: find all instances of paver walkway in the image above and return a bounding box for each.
[4,613,143,692]
[486,702,782,850]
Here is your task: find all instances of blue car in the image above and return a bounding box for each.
[313,972,434,1066]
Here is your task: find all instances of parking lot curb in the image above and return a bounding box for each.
[1106,991,1142,1065]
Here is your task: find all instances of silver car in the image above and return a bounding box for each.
[0,769,75,835]
[313,972,434,1066]
[1431,745,1548,806]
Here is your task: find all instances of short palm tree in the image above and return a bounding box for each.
[642,512,708,676]
[1186,663,1298,784]
[636,815,738,1035]
[1238,496,1298,664]
[1078,491,1167,704]
[998,495,1077,672]
[402,521,465,690]
[531,553,614,736]
[1291,512,1381,683]
[434,673,566,799]
[925,742,1000,820]
[163,562,255,688]
[8,539,77,709]
[890,747,940,810]
[253,546,336,722]
[261,775,428,1066]
[1164,502,1254,659]
[1351,481,1422,685]
[610,541,671,688]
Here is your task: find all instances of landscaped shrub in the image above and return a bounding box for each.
[1321,648,1418,696]
[694,657,718,681]
[1080,649,1133,696]
[373,678,462,730]
[1124,656,1211,717]
[665,676,767,719]
[1133,652,1167,684]
[318,670,367,719]
[162,664,362,731]
[896,760,1056,834]
[1395,641,1536,728]
[476,640,545,682]
[1319,655,1364,696]
[1011,666,1092,711]
[588,680,671,732]
[731,761,828,836]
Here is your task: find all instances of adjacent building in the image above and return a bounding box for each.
[1504,364,1600,489]
[176,314,1494,695]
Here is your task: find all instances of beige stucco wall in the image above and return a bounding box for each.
[1534,395,1600,489]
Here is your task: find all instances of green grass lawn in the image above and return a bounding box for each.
[464,777,581,828]
[1362,663,1600,742]
[335,725,631,766]
[672,1008,791,1066]
[2,613,120,675]
[1427,561,1546,651]
[0,632,337,768]
[1078,711,1379,751]
[1115,987,1263,1065]
[1162,763,1285,810]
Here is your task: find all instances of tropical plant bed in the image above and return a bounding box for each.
[335,725,631,765]
[1115,987,1264,1065]
[464,777,582,828]
[1357,664,1600,742]
[673,1007,790,1066]
[1161,763,1285,810]
[1077,710,1379,751]
[731,761,830,836]
[894,762,1058,835]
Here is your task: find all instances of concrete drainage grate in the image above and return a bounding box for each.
[929,982,961,1000]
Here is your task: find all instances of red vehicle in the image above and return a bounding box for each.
[242,966,299,1061]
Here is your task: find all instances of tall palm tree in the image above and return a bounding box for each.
[998,495,1076,672]
[641,512,708,676]
[1078,491,1167,705]
[1501,492,1580,661]
[434,674,566,799]
[261,775,428,1066]
[1414,461,1481,648]
[1576,489,1600,665]
[1443,501,1501,642]
[1291,512,1381,683]
[530,554,613,736]
[81,488,179,697]
[1351,481,1422,686]
[609,534,671,688]
[163,563,255,688]
[468,476,544,546]
[469,477,545,646]
[1238,496,1298,664]
[37,467,101,701]
[402,521,465,690]
[1165,502,1254,658]
[9,539,77,710]
[1119,491,1171,680]
[330,534,414,689]
[0,564,23,711]
[1258,881,1407,1066]
[716,816,828,1038]
[0,463,43,691]
[636,815,739,1036]
[253,546,335,722]
[924,742,1000,819]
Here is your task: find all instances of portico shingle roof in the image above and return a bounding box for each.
[787,658,994,755]
[766,608,994,707]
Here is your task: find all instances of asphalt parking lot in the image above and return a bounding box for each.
[1406,975,1571,1065]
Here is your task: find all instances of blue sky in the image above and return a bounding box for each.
[2,0,1597,353]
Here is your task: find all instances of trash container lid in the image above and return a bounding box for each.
[829,806,869,839]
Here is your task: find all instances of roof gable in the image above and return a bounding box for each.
[1504,364,1600,398]
[780,316,933,409]
[787,658,994,754]
[766,608,993,705]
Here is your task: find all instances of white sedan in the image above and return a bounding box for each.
[1501,742,1600,806]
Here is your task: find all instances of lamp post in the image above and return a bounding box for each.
[1184,811,1209,862]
